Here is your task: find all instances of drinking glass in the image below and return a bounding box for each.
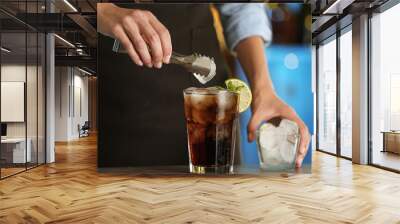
[183,87,239,174]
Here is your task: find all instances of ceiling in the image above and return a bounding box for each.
[310,0,390,44]
[0,0,97,14]
[1,0,97,72]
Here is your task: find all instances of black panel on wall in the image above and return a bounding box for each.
[97,34,190,167]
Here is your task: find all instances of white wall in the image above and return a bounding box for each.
[1,64,46,164]
[1,65,27,141]
[55,66,70,141]
[55,67,89,141]
[72,73,89,138]
[1,65,38,137]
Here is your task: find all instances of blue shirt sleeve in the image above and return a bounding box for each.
[216,3,272,52]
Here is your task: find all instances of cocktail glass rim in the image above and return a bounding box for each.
[183,87,239,96]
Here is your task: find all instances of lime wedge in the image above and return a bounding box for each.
[225,78,252,113]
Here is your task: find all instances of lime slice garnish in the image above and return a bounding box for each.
[225,78,252,113]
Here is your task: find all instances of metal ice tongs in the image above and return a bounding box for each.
[112,40,216,84]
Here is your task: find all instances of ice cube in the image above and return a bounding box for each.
[259,123,280,151]
[215,124,232,140]
[258,123,285,166]
[257,119,299,170]
[191,126,206,144]
[279,139,297,163]
[277,119,299,163]
[190,94,215,110]
[279,119,299,136]
[216,92,236,111]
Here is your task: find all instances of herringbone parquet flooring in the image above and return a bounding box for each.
[1,135,400,224]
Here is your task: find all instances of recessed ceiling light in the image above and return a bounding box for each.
[63,0,78,12]
[77,67,93,76]
[322,0,354,15]
[54,34,75,48]
[1,47,11,53]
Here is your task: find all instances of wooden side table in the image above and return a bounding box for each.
[381,131,400,154]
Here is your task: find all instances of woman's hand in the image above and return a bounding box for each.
[97,3,172,68]
[247,90,311,168]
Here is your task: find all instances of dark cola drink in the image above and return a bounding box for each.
[183,87,239,174]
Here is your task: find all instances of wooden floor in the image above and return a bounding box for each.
[1,135,400,223]
[372,151,400,171]
[1,167,26,178]
[1,163,44,178]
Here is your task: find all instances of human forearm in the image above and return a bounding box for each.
[235,36,276,100]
